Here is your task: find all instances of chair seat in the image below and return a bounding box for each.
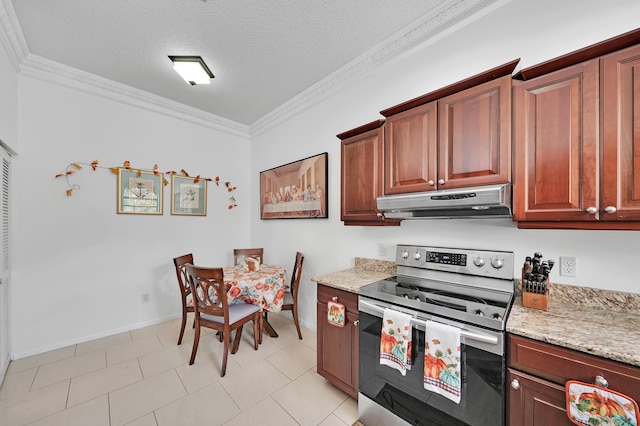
[201,303,260,324]
[282,291,294,305]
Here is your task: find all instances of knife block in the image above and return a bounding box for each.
[521,268,549,311]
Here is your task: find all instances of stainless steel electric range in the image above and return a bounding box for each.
[358,244,515,426]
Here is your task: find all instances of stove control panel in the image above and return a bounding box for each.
[396,244,515,281]
[425,251,467,266]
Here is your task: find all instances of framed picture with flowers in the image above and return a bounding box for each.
[117,169,163,215]
[171,175,207,216]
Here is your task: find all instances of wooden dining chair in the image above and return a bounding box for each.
[185,264,261,377]
[281,252,305,339]
[233,248,264,265]
[172,253,195,345]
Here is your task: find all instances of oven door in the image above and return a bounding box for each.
[358,297,506,426]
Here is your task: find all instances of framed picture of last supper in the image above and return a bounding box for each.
[260,152,328,219]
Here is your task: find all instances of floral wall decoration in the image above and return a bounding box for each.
[55,160,238,210]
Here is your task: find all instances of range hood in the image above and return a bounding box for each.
[376,184,512,219]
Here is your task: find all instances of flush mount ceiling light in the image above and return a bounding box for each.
[168,56,214,85]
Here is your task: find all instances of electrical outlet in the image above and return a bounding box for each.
[559,256,577,277]
[141,293,149,303]
[378,243,387,257]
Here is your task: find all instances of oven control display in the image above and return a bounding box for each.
[426,251,467,266]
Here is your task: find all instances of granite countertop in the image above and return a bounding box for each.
[311,257,396,293]
[507,282,640,368]
[312,258,640,368]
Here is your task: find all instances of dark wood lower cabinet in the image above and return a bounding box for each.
[508,334,640,425]
[316,285,358,399]
[507,368,572,425]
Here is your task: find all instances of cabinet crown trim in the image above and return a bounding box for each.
[336,119,385,140]
[514,27,640,80]
[379,58,520,117]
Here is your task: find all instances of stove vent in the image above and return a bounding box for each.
[376,184,512,220]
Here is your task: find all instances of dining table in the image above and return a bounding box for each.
[223,264,287,338]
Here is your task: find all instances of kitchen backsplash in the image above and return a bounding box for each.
[354,257,396,275]
[516,280,640,315]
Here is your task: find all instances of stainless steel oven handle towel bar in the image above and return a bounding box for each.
[359,300,498,345]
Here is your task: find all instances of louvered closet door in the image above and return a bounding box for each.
[0,146,10,383]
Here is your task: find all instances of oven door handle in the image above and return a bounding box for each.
[359,300,499,345]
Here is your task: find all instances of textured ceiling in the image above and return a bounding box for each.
[8,0,496,127]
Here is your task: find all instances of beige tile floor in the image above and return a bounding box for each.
[0,313,358,426]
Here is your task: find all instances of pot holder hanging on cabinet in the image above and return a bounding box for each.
[327,299,345,327]
[566,380,639,426]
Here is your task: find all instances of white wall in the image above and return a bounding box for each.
[11,76,252,357]
[251,0,640,333]
[7,0,640,358]
[0,27,17,151]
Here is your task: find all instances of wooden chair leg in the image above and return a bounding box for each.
[178,307,187,345]
[221,328,230,377]
[253,315,260,350]
[231,325,244,354]
[293,305,302,340]
[189,320,200,365]
[258,313,264,345]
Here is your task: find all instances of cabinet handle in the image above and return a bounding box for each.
[428,180,435,186]
[585,207,597,214]
[332,296,338,302]
[594,375,609,388]
[510,379,520,390]
[604,206,617,214]
[438,179,445,185]
[353,320,359,326]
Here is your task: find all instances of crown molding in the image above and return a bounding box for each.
[20,54,250,138]
[1,0,508,140]
[0,0,249,138]
[249,0,509,136]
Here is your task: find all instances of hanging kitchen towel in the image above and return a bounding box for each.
[565,380,639,426]
[379,308,412,376]
[424,320,462,404]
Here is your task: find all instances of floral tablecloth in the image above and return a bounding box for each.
[223,264,288,312]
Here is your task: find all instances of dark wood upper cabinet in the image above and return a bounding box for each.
[382,60,517,195]
[438,75,512,189]
[601,43,640,221]
[513,60,599,223]
[383,101,437,194]
[338,120,400,226]
[514,42,640,229]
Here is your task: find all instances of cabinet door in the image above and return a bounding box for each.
[601,44,640,220]
[384,101,437,194]
[438,75,512,189]
[316,301,358,398]
[513,60,599,221]
[341,125,398,225]
[508,369,573,426]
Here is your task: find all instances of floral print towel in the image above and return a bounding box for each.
[424,320,461,404]
[566,380,639,426]
[380,308,412,376]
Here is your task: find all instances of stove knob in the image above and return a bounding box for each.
[491,258,504,269]
[401,251,409,259]
[473,309,485,317]
[413,252,421,261]
[473,257,485,267]
[491,313,502,320]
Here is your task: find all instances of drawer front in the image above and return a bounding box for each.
[317,284,358,313]
[508,334,640,400]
